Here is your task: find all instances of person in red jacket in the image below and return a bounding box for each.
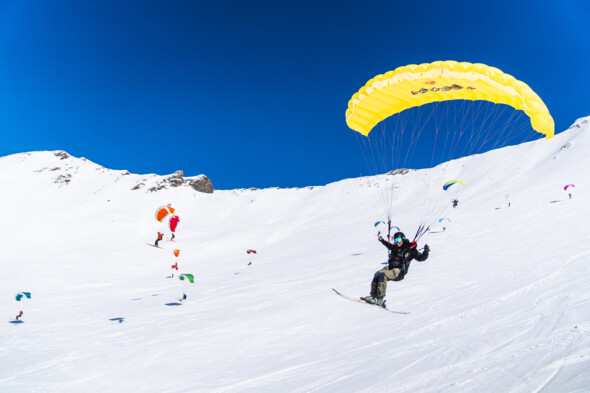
[155,232,164,247]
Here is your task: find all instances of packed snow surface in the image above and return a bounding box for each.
[1,117,589,392]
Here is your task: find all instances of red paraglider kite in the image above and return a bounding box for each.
[169,215,180,232]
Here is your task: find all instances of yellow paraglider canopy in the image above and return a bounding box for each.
[345,61,554,139]
[443,180,466,191]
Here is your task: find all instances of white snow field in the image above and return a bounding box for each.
[1,117,589,393]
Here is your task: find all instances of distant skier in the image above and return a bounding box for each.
[171,262,178,270]
[452,199,459,208]
[170,233,175,241]
[179,293,187,302]
[155,232,164,247]
[15,311,23,320]
[568,193,572,199]
[361,232,429,307]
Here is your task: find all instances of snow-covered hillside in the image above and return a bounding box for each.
[1,117,589,393]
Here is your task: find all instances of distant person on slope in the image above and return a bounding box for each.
[361,232,429,307]
[452,199,459,208]
[155,232,164,247]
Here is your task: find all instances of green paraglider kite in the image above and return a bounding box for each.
[179,274,195,283]
[15,292,31,301]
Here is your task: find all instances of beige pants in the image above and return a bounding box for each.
[371,267,400,298]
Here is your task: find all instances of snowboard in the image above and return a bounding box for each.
[332,288,410,314]
[146,243,163,249]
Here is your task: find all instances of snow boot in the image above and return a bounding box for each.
[364,296,385,307]
[360,295,376,303]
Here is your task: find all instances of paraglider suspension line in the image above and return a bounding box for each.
[413,225,430,242]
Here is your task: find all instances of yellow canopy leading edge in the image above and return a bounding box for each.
[345,60,554,139]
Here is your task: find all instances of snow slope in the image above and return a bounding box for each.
[1,117,589,393]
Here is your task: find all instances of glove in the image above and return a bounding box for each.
[423,244,430,253]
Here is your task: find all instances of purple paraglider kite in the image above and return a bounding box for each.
[564,184,575,199]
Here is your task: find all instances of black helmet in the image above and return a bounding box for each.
[392,232,405,241]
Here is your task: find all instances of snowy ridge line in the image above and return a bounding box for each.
[0,150,214,193]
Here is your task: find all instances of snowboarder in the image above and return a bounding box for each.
[452,199,459,208]
[155,232,164,247]
[171,262,178,270]
[361,231,429,306]
[568,193,572,199]
[15,311,23,320]
[179,293,187,302]
[170,233,175,241]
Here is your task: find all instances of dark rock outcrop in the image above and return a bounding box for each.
[387,168,412,176]
[54,151,70,160]
[186,176,214,193]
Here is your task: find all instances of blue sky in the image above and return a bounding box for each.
[1,0,589,189]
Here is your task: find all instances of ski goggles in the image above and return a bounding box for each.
[393,237,403,243]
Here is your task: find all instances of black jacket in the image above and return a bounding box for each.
[379,237,429,281]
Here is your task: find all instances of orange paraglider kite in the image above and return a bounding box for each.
[155,205,175,223]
